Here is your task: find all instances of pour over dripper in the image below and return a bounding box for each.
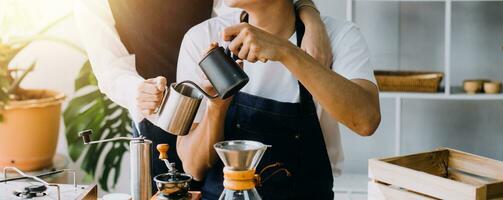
[214,140,270,200]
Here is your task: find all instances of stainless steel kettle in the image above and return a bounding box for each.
[155,46,249,136]
[154,81,216,136]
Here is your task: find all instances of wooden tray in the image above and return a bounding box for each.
[374,71,444,92]
[368,148,503,200]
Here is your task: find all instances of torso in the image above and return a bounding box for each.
[200,13,334,200]
[177,12,375,189]
[108,0,213,82]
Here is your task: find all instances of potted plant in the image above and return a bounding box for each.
[0,14,85,171]
[1,10,133,191]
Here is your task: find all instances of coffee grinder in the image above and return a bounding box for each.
[79,130,152,200]
[213,140,269,200]
[152,144,193,200]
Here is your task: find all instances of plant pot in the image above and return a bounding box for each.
[0,89,65,171]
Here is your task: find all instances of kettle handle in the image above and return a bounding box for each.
[153,86,169,114]
[175,80,219,99]
[154,80,219,114]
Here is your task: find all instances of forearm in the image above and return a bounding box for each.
[176,103,229,181]
[281,46,380,136]
[75,0,146,122]
[296,0,322,29]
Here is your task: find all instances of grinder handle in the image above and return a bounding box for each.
[157,144,169,160]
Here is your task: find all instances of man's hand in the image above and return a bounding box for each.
[222,23,293,63]
[136,76,166,117]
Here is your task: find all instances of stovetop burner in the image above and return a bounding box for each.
[13,185,47,199]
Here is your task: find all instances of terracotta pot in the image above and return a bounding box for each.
[0,89,65,171]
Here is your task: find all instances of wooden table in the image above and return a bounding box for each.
[151,191,201,200]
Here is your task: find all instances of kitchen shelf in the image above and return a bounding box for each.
[352,0,501,2]
[347,0,503,155]
[340,0,503,196]
[380,91,503,100]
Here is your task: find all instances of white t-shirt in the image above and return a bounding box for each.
[177,11,376,178]
[74,0,244,123]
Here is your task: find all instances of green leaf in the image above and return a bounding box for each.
[99,143,128,191]
[74,60,97,90]
[8,61,36,94]
[63,59,132,191]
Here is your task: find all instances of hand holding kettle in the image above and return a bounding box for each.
[136,76,167,116]
[201,42,243,109]
[152,41,248,136]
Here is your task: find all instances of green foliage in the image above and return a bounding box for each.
[0,13,75,121]
[0,12,133,191]
[0,42,31,121]
[63,61,133,191]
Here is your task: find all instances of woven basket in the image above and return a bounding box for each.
[374,70,444,92]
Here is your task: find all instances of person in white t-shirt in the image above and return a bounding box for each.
[174,0,381,199]
[75,0,335,191]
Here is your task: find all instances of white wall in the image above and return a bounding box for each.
[9,0,503,194]
[314,0,503,174]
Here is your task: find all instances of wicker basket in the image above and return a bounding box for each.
[374,70,444,92]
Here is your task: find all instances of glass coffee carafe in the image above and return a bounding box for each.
[213,140,269,200]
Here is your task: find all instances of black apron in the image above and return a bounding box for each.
[108,0,213,191]
[201,14,334,200]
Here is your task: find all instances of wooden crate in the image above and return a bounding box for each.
[368,148,503,200]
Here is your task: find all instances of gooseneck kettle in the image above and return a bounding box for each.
[155,46,248,136]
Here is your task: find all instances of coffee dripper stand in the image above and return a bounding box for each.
[214,140,270,200]
[153,144,193,200]
[79,130,152,200]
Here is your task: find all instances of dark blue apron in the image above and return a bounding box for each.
[201,14,334,200]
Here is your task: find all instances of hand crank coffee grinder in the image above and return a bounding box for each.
[79,130,152,200]
[214,140,269,200]
[153,144,192,200]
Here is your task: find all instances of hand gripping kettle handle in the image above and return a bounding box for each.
[154,80,218,115]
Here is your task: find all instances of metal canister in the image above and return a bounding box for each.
[130,139,152,200]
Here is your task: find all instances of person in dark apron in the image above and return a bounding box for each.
[175,0,381,199]
[77,0,336,193]
[105,0,334,192]
[201,14,334,199]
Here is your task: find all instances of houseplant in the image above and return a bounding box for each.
[1,8,133,191]
[0,21,69,171]
[64,60,133,191]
